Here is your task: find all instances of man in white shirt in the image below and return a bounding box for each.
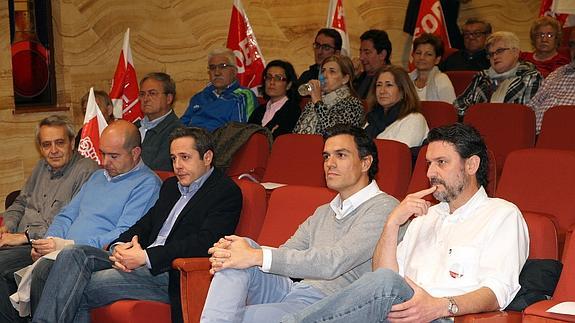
[201,124,401,323]
[283,123,529,322]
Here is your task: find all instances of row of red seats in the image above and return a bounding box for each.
[93,147,575,323]
[227,133,412,201]
[422,102,575,173]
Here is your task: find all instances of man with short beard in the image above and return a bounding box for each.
[283,123,529,323]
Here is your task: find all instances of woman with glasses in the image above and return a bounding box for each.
[249,60,301,139]
[294,55,364,134]
[453,31,542,117]
[364,65,428,148]
[409,33,456,104]
[520,16,570,78]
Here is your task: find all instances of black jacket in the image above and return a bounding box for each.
[111,168,242,323]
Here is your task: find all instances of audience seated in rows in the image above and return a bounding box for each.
[439,18,492,72]
[354,29,392,99]
[15,120,161,319]
[31,127,242,323]
[282,123,529,322]
[201,124,401,322]
[75,91,115,148]
[409,33,456,104]
[520,16,570,78]
[365,65,429,148]
[135,72,182,171]
[528,28,575,133]
[248,60,301,139]
[453,31,542,117]
[293,55,364,134]
[0,116,99,323]
[180,48,257,132]
[297,28,342,88]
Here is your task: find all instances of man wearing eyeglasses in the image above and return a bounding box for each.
[297,29,342,88]
[135,72,182,171]
[439,18,492,72]
[181,48,257,132]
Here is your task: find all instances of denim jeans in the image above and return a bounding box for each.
[0,245,32,323]
[201,239,326,323]
[280,268,415,323]
[32,245,169,323]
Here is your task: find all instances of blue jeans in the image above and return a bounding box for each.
[280,268,414,323]
[32,245,169,323]
[201,240,326,323]
[0,245,32,323]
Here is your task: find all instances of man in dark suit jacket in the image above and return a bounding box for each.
[32,127,242,323]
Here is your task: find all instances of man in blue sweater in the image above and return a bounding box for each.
[25,120,161,314]
[180,48,257,132]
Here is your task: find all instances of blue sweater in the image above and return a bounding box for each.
[180,81,257,131]
[45,162,161,248]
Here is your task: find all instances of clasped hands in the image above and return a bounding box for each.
[109,235,146,272]
[208,235,262,275]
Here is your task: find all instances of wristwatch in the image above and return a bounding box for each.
[446,297,459,316]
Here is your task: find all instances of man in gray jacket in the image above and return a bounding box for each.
[201,124,401,323]
[135,72,182,171]
[0,115,98,322]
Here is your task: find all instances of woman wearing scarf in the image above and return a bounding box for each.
[364,65,429,148]
[293,55,364,134]
[454,31,542,117]
[409,33,456,104]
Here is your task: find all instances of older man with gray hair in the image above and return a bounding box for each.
[0,115,98,322]
[181,48,257,131]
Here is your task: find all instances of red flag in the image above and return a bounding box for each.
[109,28,142,123]
[540,0,575,28]
[409,0,451,71]
[226,0,266,91]
[78,88,109,165]
[326,0,350,56]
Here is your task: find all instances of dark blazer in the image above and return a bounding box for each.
[112,168,242,323]
[135,110,182,171]
[248,98,301,139]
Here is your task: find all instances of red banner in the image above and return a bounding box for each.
[78,88,109,165]
[226,0,265,91]
[409,0,451,70]
[109,28,142,123]
[327,0,350,56]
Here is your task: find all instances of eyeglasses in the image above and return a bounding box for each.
[486,47,511,59]
[264,74,288,82]
[208,63,234,71]
[313,42,336,51]
[138,90,165,98]
[462,31,488,39]
[534,32,557,39]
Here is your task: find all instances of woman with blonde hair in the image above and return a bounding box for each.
[294,55,364,134]
[454,31,542,116]
[364,65,429,147]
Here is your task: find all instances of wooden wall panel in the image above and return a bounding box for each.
[0,0,539,211]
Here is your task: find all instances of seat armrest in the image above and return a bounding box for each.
[454,311,522,323]
[172,257,213,323]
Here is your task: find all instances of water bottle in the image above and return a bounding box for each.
[318,72,326,89]
[298,83,313,96]
[297,73,326,96]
